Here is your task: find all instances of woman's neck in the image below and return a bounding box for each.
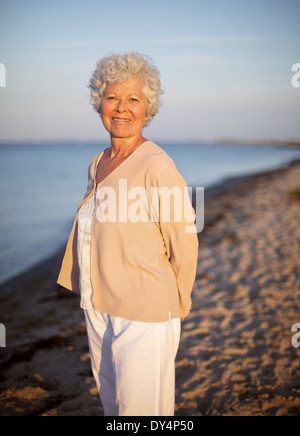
[109,135,147,159]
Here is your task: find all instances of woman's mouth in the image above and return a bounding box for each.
[112,117,131,123]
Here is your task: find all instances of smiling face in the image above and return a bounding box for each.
[100,76,149,141]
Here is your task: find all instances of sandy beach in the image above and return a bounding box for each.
[0,161,300,416]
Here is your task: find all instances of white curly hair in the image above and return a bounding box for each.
[89,52,163,127]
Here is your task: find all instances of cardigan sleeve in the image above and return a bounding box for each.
[156,164,199,318]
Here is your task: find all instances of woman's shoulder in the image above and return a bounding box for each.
[141,141,188,188]
[87,150,106,179]
[88,153,100,169]
[141,141,176,173]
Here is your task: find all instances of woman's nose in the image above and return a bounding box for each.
[116,99,126,113]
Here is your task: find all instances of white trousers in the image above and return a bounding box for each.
[84,308,181,416]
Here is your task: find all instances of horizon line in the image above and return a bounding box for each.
[41,34,265,50]
[0,137,299,147]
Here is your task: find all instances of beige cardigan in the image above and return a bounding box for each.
[57,141,198,322]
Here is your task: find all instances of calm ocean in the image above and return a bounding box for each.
[1,142,300,284]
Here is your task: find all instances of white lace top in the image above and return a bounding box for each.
[77,193,96,309]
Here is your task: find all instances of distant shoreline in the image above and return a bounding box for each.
[0,138,299,148]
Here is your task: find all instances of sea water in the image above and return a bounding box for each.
[0,142,300,284]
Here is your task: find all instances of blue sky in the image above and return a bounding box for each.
[0,0,299,142]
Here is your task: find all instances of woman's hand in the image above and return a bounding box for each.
[181,308,191,322]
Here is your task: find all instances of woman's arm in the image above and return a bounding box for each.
[156,164,199,320]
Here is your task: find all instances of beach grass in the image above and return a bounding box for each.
[290,187,300,198]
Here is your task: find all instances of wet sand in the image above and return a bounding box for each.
[0,161,300,416]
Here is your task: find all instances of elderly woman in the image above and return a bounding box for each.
[58,52,198,416]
